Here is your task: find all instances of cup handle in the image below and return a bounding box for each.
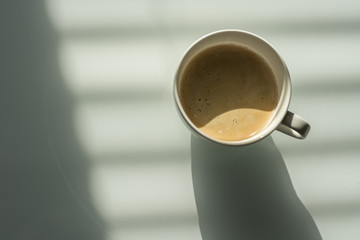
[276,111,310,139]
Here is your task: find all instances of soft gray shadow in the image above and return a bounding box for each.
[0,1,105,239]
[191,135,322,240]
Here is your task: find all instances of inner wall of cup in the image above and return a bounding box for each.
[176,30,290,143]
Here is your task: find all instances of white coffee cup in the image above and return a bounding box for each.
[174,29,310,146]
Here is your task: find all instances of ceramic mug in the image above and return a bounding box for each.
[174,29,310,146]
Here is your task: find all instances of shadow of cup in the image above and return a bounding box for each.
[191,135,322,240]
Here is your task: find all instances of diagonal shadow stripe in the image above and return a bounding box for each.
[60,19,360,40]
[108,213,198,230]
[278,138,360,158]
[106,201,360,230]
[89,137,360,166]
[90,149,190,166]
[309,200,360,217]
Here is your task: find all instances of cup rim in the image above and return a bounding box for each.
[174,29,291,146]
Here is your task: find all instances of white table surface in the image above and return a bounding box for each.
[44,1,360,239]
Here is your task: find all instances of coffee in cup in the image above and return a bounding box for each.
[179,44,278,141]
